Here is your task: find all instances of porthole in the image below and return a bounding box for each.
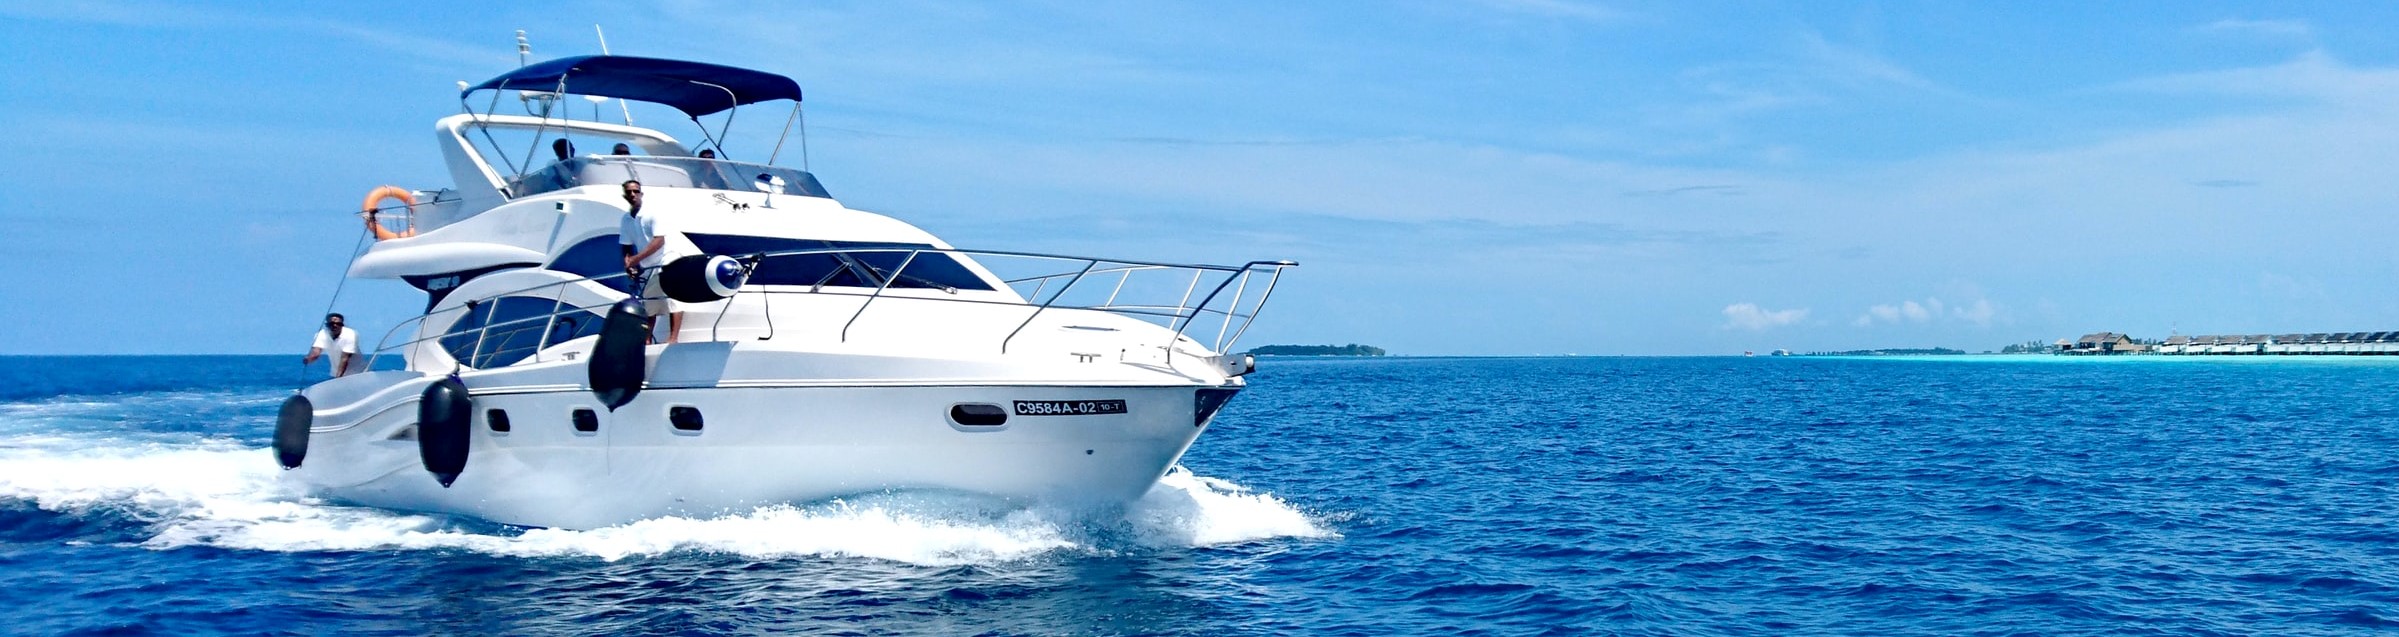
[572,408,599,433]
[949,403,1008,427]
[669,406,704,432]
[486,409,512,433]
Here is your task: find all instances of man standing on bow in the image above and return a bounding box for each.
[303,313,359,378]
[618,180,684,343]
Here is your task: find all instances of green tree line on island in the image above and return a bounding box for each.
[1800,347,1966,356]
[1246,344,1387,356]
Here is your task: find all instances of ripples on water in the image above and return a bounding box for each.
[1,355,2395,635]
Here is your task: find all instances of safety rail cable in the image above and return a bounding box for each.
[361,246,1293,369]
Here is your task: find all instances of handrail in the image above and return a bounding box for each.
[1000,261,1094,355]
[360,245,1296,372]
[839,250,918,342]
[1169,260,1296,364]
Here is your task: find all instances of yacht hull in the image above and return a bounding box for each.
[285,383,1228,529]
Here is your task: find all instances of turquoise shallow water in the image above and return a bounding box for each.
[1,355,2395,635]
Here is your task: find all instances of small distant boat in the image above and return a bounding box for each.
[274,54,1294,529]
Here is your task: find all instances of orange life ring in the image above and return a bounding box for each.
[362,185,417,240]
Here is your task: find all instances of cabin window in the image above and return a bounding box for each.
[572,408,599,433]
[506,157,832,200]
[486,409,511,433]
[440,297,605,367]
[669,406,704,432]
[437,302,494,365]
[471,297,559,367]
[543,306,607,348]
[685,234,996,292]
[554,234,998,293]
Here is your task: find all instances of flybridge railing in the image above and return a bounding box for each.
[363,246,1295,370]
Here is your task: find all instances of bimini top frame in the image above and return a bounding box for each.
[463,55,801,117]
[459,55,812,176]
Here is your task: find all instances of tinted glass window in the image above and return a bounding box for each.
[475,297,558,367]
[544,305,608,348]
[437,302,494,365]
[441,296,581,368]
[508,157,832,199]
[685,233,994,292]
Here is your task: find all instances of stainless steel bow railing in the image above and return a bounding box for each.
[362,246,1295,371]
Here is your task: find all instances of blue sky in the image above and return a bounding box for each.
[5,1,2399,355]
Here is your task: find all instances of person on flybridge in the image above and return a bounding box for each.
[303,313,359,378]
[618,180,686,343]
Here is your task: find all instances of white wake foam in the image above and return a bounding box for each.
[0,419,1335,564]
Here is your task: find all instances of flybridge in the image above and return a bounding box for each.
[422,55,823,220]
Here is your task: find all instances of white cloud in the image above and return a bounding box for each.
[1855,297,1999,327]
[1796,31,1944,93]
[1723,303,1808,330]
[2105,50,2399,102]
[1952,298,1996,327]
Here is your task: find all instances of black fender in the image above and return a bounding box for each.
[417,377,473,487]
[660,254,747,303]
[274,394,312,469]
[589,298,648,411]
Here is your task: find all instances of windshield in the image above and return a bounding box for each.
[507,156,830,199]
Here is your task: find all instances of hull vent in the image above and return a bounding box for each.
[950,404,1008,427]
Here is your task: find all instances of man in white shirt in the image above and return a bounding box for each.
[618,180,685,343]
[303,313,360,378]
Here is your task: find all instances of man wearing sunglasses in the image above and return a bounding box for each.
[304,313,360,378]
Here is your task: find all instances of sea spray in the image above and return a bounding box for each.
[0,394,1335,564]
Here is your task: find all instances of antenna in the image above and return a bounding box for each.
[594,25,633,125]
[515,30,530,67]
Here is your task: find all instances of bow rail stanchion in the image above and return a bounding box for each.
[1001,260,1096,354]
[840,250,921,342]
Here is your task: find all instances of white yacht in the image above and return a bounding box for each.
[275,55,1292,530]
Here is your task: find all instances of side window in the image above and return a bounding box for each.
[544,305,608,348]
[439,296,564,368]
[683,233,996,292]
[476,297,561,368]
[437,302,493,365]
[846,248,994,292]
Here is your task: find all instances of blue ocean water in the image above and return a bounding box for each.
[2,355,2396,635]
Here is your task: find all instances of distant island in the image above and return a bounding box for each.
[1800,347,1966,356]
[1247,344,1387,356]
